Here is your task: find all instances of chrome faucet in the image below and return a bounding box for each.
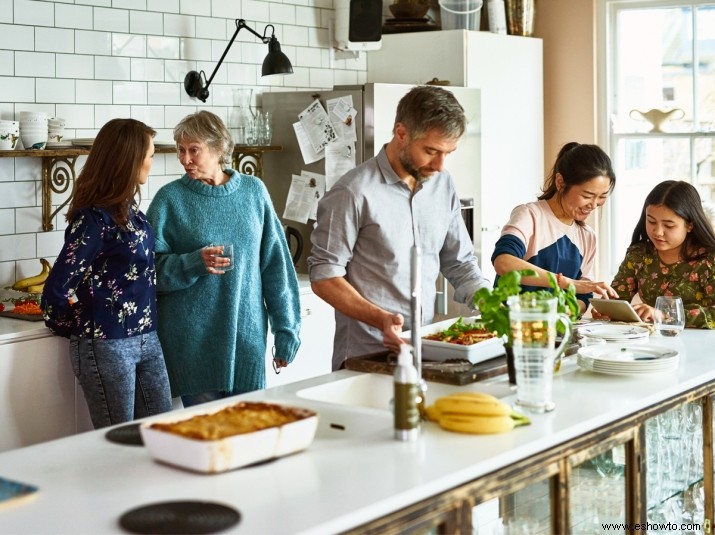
[410,246,427,417]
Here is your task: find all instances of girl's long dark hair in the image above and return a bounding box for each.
[67,118,155,227]
[539,142,616,226]
[630,180,715,261]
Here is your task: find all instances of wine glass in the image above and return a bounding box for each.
[654,296,685,337]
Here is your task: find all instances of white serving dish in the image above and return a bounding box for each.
[402,316,506,364]
[140,401,318,473]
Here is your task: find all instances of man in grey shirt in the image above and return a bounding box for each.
[308,85,492,371]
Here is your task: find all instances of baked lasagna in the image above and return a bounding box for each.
[149,401,316,441]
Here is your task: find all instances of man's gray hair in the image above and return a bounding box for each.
[394,85,466,141]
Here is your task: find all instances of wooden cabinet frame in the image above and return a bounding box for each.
[345,384,715,535]
[0,145,281,231]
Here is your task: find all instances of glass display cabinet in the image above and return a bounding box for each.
[345,385,714,535]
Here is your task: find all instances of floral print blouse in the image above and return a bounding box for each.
[41,206,158,339]
[611,243,715,329]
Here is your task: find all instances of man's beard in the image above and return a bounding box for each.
[399,148,434,183]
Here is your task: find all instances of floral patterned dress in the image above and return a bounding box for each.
[611,243,715,329]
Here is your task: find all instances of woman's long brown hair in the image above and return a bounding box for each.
[66,118,155,227]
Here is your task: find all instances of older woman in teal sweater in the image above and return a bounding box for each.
[147,111,301,407]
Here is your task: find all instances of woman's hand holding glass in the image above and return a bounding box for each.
[202,244,232,274]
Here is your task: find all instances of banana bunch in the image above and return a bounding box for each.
[12,258,51,293]
[426,391,530,434]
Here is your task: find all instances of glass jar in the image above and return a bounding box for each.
[230,88,254,144]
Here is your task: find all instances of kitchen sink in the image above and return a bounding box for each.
[295,372,513,412]
[304,404,393,440]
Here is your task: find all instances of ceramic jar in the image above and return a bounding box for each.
[0,120,20,150]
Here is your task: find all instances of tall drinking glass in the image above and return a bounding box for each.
[508,295,572,413]
[654,296,685,337]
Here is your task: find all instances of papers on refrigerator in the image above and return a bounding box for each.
[325,142,356,191]
[327,96,358,144]
[292,96,358,167]
[292,122,323,165]
[298,99,337,154]
[283,171,326,224]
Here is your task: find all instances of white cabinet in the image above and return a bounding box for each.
[367,30,544,283]
[0,336,92,452]
[265,291,335,388]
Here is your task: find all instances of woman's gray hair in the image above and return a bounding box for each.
[394,85,466,141]
[173,110,234,167]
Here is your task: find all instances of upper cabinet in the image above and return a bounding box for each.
[367,30,544,282]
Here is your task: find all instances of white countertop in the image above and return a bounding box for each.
[0,274,314,345]
[0,316,48,344]
[0,329,714,534]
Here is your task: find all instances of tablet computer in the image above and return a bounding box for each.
[589,298,642,322]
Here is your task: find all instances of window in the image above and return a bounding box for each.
[603,1,715,280]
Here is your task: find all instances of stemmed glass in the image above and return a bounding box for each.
[654,296,685,336]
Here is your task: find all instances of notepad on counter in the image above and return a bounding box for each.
[0,476,38,510]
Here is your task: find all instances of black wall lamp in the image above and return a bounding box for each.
[184,19,293,103]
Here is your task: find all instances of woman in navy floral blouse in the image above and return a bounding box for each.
[41,118,173,428]
[609,180,715,328]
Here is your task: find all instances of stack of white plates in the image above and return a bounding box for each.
[578,324,651,344]
[72,138,95,147]
[577,344,679,375]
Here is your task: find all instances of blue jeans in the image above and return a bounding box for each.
[70,331,173,429]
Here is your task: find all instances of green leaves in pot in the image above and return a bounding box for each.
[472,269,579,341]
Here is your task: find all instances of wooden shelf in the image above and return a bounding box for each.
[0,144,282,231]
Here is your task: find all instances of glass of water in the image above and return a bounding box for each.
[654,296,685,336]
[212,244,233,273]
[507,295,572,413]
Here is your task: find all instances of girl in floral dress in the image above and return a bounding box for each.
[41,119,173,428]
[611,180,715,328]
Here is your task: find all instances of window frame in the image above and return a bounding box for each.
[597,0,715,281]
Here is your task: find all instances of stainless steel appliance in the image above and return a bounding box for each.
[261,83,483,318]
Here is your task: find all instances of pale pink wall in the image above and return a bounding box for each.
[535,0,598,174]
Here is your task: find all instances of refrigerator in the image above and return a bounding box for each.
[261,83,484,319]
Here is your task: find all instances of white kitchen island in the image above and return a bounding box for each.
[0,330,713,533]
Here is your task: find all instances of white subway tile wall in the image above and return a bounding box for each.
[0,0,367,282]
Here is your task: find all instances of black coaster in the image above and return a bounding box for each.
[105,423,144,447]
[119,501,241,535]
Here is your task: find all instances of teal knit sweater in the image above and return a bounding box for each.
[146,171,301,397]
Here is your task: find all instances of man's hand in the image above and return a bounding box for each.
[382,313,405,353]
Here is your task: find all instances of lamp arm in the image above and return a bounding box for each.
[204,19,270,90]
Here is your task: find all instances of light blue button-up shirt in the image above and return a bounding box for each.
[309,147,491,369]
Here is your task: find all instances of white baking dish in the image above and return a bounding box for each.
[140,401,318,473]
[402,317,506,364]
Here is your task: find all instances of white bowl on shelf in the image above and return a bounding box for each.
[19,111,48,122]
[20,131,47,150]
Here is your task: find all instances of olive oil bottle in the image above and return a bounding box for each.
[394,344,420,441]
